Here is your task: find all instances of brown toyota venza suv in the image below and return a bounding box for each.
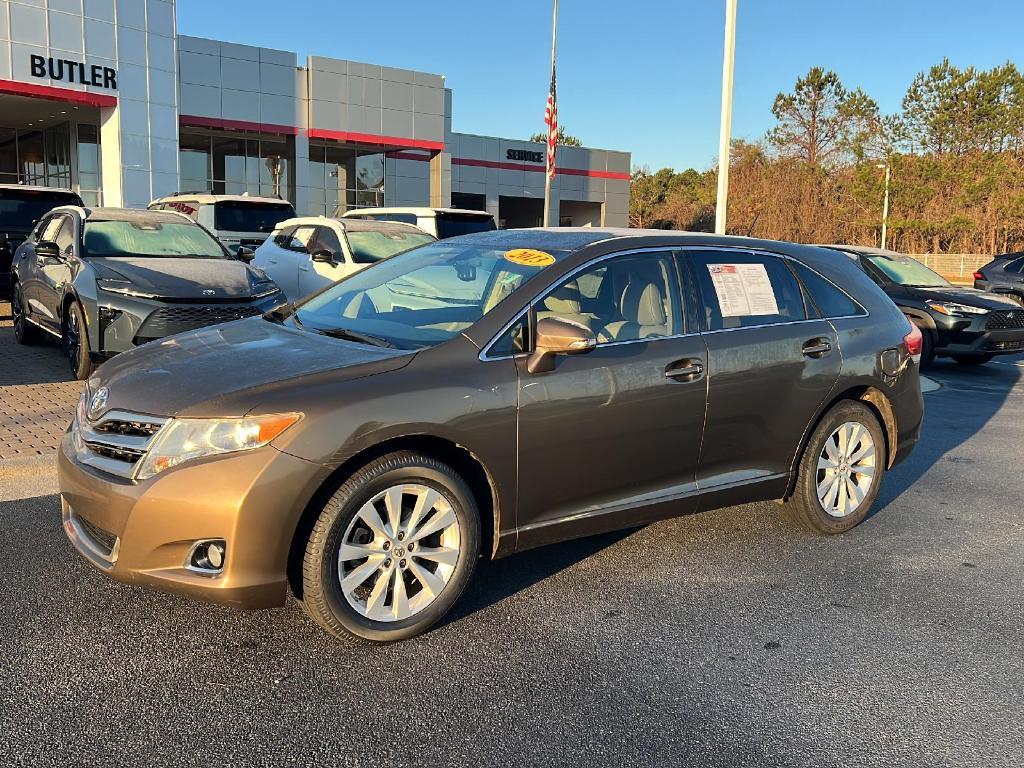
[59,229,925,642]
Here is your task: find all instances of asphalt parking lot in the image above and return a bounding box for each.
[1,305,1022,767]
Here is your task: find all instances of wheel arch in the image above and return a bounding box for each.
[784,384,898,500]
[286,434,500,601]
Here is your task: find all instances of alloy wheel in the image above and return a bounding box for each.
[337,483,462,622]
[816,421,877,518]
[11,286,27,340]
[64,306,81,372]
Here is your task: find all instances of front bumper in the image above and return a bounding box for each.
[58,433,325,609]
[932,312,1024,357]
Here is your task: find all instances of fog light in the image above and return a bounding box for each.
[188,540,226,573]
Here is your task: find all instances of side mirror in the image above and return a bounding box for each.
[311,249,335,264]
[527,316,597,374]
[236,246,255,263]
[35,240,61,260]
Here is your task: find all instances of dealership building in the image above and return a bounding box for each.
[0,0,631,227]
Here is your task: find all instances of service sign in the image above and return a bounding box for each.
[30,55,118,90]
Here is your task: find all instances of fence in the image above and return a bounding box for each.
[907,254,990,282]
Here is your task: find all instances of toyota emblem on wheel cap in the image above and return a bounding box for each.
[88,387,109,419]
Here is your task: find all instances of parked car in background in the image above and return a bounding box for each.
[253,216,435,302]
[149,193,296,255]
[1,185,83,297]
[11,206,282,379]
[822,245,1024,366]
[973,252,1024,306]
[59,230,923,643]
[339,206,496,239]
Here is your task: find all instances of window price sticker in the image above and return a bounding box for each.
[707,263,780,317]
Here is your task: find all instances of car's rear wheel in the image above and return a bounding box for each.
[917,324,936,368]
[62,301,93,380]
[299,451,480,643]
[786,400,886,534]
[951,354,994,365]
[11,283,38,345]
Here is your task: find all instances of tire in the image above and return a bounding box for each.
[918,325,936,368]
[952,354,994,365]
[299,451,481,643]
[786,400,886,534]
[62,301,93,381]
[11,282,39,345]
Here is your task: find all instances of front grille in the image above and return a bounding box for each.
[76,514,118,556]
[134,304,262,343]
[986,310,1024,330]
[987,339,1024,352]
[75,409,167,479]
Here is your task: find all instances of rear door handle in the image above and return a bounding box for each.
[665,359,705,381]
[802,338,832,358]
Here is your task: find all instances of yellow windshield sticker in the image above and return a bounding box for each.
[504,248,556,268]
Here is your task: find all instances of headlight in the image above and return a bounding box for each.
[134,413,302,480]
[97,279,158,299]
[926,301,989,317]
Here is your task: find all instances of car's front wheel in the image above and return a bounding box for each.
[300,451,481,643]
[786,400,886,534]
[11,283,38,345]
[62,302,93,381]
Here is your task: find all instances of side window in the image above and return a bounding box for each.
[691,250,806,331]
[54,218,76,253]
[1005,257,1024,274]
[538,251,682,344]
[285,226,316,253]
[791,262,865,318]
[312,226,344,258]
[273,226,297,247]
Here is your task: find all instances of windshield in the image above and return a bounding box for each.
[214,201,295,233]
[1,189,82,230]
[292,241,569,350]
[83,220,228,259]
[345,229,435,264]
[866,254,950,287]
[435,213,496,239]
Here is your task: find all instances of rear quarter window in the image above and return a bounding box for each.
[791,261,865,318]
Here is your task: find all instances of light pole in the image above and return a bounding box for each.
[877,162,891,250]
[715,0,738,235]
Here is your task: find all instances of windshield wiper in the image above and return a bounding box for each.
[316,327,397,349]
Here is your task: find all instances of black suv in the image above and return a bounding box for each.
[824,245,1024,366]
[1,185,83,297]
[973,252,1024,306]
[11,206,282,379]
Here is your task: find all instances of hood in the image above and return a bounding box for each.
[911,285,1022,310]
[90,257,271,300]
[92,317,414,418]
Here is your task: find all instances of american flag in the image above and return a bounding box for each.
[544,64,558,180]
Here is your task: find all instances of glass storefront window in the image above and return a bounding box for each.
[0,128,17,184]
[179,131,210,191]
[307,142,387,216]
[356,153,384,191]
[18,131,46,185]
[182,130,295,201]
[77,124,101,203]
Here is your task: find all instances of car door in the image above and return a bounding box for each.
[298,224,350,297]
[267,225,315,301]
[686,248,841,493]
[513,248,710,547]
[254,225,299,298]
[22,214,69,329]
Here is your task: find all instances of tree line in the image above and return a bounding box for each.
[630,60,1024,254]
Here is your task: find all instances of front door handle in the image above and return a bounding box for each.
[299,265,310,272]
[665,359,705,381]
[802,338,832,358]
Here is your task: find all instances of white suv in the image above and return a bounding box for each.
[149,193,296,255]
[252,216,435,302]
[339,207,496,239]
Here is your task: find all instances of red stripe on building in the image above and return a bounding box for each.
[452,157,630,181]
[308,128,444,152]
[385,150,435,162]
[0,78,117,108]
[179,114,300,136]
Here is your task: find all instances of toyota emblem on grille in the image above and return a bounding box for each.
[202,289,216,296]
[88,387,109,419]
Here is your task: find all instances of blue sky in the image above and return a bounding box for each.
[177,0,1024,172]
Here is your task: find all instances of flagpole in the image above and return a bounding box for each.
[715,0,738,235]
[543,0,558,227]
